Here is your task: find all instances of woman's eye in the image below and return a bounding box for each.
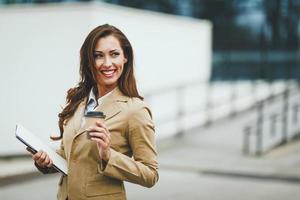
[94,54,103,59]
[111,52,120,57]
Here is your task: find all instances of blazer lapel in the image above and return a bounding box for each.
[63,98,86,161]
[71,99,87,133]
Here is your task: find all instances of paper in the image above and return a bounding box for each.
[15,124,68,175]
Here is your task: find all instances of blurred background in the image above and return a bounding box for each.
[0,0,300,200]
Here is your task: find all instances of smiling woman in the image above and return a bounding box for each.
[93,35,128,96]
[28,24,159,200]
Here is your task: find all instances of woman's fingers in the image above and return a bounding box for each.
[32,150,53,168]
[88,131,110,144]
[96,121,110,136]
[87,121,111,161]
[90,137,108,148]
[32,150,42,161]
[37,151,47,163]
[87,122,111,161]
[87,124,111,140]
[95,120,106,129]
[43,155,50,166]
[88,126,106,134]
[47,159,53,168]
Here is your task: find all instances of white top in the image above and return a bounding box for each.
[85,87,115,113]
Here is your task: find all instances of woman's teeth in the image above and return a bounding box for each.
[101,69,115,76]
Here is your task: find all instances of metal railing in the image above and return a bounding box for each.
[144,80,284,138]
[243,82,300,155]
[144,80,207,137]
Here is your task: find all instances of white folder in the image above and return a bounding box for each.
[15,124,68,175]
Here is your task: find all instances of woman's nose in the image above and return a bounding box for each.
[103,57,112,67]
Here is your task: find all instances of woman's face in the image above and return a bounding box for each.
[93,35,127,93]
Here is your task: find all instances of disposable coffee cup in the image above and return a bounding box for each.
[84,111,106,139]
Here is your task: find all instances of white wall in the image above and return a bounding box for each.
[0,2,212,155]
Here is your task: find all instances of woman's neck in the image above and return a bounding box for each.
[96,85,117,99]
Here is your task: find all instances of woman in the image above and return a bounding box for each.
[30,24,159,200]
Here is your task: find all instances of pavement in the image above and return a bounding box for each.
[157,114,300,184]
[1,109,300,190]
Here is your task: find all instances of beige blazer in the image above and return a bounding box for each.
[37,88,158,200]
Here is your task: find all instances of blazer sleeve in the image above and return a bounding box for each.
[34,140,66,174]
[98,104,159,188]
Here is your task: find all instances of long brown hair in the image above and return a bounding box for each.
[52,24,142,140]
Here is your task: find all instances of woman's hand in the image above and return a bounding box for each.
[87,120,111,161]
[27,148,53,168]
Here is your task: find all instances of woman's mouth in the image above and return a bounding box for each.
[100,69,116,78]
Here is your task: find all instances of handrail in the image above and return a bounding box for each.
[144,80,288,137]
[144,81,203,137]
[243,82,300,155]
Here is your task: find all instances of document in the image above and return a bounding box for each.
[15,124,68,175]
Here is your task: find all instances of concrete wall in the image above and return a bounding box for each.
[0,2,212,155]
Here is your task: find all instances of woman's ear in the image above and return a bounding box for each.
[124,58,128,63]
